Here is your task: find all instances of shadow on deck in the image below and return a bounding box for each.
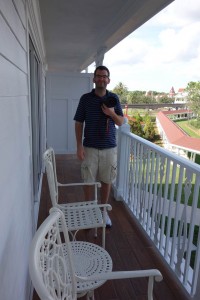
[33,155,190,300]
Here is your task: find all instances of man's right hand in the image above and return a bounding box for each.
[77,145,85,160]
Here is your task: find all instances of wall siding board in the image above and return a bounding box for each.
[0,96,32,300]
[0,0,46,300]
[0,0,26,50]
[0,55,27,96]
[0,175,32,300]
[13,0,26,28]
[0,14,27,72]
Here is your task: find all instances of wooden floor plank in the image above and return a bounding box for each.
[32,155,190,300]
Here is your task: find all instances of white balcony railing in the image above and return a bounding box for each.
[114,119,200,299]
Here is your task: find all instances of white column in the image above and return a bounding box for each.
[94,47,107,67]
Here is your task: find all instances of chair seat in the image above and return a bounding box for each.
[29,208,163,300]
[57,202,105,231]
[63,241,113,293]
[43,148,111,247]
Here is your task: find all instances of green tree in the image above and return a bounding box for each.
[129,112,156,141]
[112,82,128,103]
[135,113,143,122]
[186,81,200,119]
[143,119,155,141]
[141,95,156,104]
[143,113,151,123]
[129,119,143,137]
[126,91,146,104]
[158,96,174,104]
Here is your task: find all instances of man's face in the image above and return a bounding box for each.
[93,70,110,89]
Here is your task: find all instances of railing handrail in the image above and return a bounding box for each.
[114,122,200,299]
[122,129,200,173]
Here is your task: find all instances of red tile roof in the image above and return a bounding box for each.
[163,109,189,115]
[157,110,200,153]
[178,88,185,93]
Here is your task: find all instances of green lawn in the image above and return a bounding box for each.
[175,120,200,138]
[175,120,200,164]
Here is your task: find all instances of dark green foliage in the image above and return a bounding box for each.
[135,113,143,122]
[158,96,174,104]
[143,120,155,141]
[112,82,128,104]
[129,112,156,141]
[129,119,144,137]
[186,81,200,119]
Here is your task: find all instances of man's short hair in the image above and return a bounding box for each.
[94,66,110,77]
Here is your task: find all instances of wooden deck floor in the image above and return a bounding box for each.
[33,155,190,300]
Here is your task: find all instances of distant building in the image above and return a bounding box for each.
[155,93,167,102]
[156,110,199,161]
[174,88,188,104]
[169,86,175,98]
[145,90,152,97]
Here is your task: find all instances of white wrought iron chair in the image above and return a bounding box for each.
[29,208,163,300]
[43,147,112,248]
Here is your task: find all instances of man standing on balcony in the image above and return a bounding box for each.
[74,65,124,227]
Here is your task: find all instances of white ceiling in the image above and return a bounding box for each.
[38,0,174,72]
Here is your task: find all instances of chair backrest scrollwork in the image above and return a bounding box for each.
[29,208,77,300]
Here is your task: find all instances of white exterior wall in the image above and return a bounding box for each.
[46,72,93,154]
[0,1,46,300]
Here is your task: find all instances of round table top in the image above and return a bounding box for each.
[63,241,113,293]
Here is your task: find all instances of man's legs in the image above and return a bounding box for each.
[81,147,98,201]
[98,147,117,228]
[81,147,116,228]
[100,182,111,204]
[83,185,94,201]
[84,182,111,203]
[82,170,113,228]
[100,182,112,227]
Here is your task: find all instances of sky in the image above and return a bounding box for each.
[88,0,200,94]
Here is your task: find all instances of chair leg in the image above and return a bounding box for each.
[73,230,79,241]
[102,208,106,248]
[102,226,105,248]
[86,290,94,300]
[69,231,74,241]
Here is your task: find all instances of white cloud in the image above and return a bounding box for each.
[151,1,200,27]
[89,0,200,93]
[158,22,200,62]
[104,37,148,66]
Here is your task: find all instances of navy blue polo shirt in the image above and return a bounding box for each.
[74,89,123,149]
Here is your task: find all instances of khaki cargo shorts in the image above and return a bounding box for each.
[81,147,117,184]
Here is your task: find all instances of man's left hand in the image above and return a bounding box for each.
[102,104,114,117]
